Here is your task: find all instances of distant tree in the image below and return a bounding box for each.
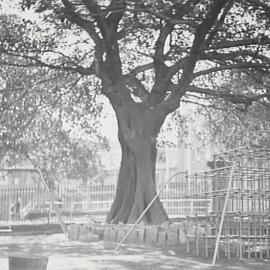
[0,0,270,224]
[0,62,108,186]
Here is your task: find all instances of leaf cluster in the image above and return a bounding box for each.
[0,62,108,184]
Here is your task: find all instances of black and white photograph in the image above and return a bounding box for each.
[0,0,270,269]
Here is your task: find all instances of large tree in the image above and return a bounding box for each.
[0,0,270,224]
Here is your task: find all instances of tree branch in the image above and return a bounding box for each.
[81,0,109,40]
[142,8,196,27]
[0,50,94,75]
[107,0,127,38]
[193,62,270,78]
[153,22,174,77]
[204,0,234,46]
[147,1,203,107]
[61,0,102,46]
[205,50,270,64]
[124,75,149,101]
[179,0,230,86]
[156,0,231,112]
[209,37,270,50]
[187,85,270,105]
[127,63,153,77]
[152,0,200,78]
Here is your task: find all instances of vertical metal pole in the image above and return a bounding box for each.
[212,163,236,265]
[8,188,11,230]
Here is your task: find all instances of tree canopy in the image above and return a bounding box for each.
[1,0,270,224]
[0,59,108,185]
[0,0,269,107]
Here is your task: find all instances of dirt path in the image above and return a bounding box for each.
[0,234,269,270]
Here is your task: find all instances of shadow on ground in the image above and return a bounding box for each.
[0,234,269,270]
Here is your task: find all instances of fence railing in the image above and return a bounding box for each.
[0,183,211,226]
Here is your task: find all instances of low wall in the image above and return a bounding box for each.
[67,220,209,247]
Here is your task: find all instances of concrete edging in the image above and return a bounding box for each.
[67,221,201,247]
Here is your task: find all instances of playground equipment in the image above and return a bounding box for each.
[113,146,270,264]
[184,146,270,263]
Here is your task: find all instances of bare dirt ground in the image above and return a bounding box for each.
[0,233,269,270]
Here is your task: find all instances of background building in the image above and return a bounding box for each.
[0,158,39,187]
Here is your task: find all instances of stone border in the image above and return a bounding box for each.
[67,221,197,247]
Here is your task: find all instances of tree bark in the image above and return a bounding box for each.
[106,102,169,225]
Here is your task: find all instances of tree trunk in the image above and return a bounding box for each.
[106,102,169,225]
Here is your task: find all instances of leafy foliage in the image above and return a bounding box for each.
[202,71,270,148]
[0,62,108,185]
[0,0,269,107]
[0,0,269,169]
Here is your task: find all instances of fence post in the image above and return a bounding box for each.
[69,188,73,221]
[47,202,51,225]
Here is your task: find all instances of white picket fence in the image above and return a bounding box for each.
[0,183,211,226]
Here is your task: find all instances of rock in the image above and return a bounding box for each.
[138,226,146,242]
[170,222,187,244]
[158,231,167,246]
[179,226,187,244]
[92,227,105,239]
[103,228,111,241]
[109,227,118,241]
[167,230,179,246]
[79,225,88,241]
[67,224,74,240]
[116,227,127,242]
[126,229,139,243]
[73,224,81,240]
[102,226,117,241]
[161,221,170,230]
[145,226,158,244]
